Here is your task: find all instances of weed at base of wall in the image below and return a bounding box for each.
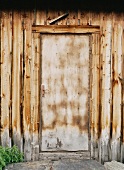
[0,145,24,170]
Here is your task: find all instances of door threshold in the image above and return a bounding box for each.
[39,151,91,161]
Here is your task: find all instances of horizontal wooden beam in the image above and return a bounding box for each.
[32,25,100,34]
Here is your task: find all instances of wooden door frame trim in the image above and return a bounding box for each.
[32,25,100,34]
[36,29,100,156]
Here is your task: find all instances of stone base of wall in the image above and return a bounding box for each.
[104,161,124,170]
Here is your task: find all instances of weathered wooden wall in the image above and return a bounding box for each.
[0,10,124,164]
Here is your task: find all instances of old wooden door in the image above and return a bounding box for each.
[41,34,90,151]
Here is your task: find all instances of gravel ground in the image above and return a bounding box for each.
[5,159,105,170]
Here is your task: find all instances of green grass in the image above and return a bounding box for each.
[0,145,24,170]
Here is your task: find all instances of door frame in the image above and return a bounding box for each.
[32,25,100,34]
[32,25,100,156]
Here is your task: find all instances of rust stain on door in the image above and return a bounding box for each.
[41,34,90,151]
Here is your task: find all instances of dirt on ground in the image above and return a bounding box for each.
[5,159,105,170]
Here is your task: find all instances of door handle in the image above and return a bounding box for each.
[41,84,45,97]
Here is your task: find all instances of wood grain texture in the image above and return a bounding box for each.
[32,25,100,33]
[91,34,100,160]
[31,33,40,160]
[35,10,47,25]
[0,10,124,163]
[1,11,12,147]
[12,11,23,151]
[111,21,122,161]
[99,14,112,163]
[121,19,124,162]
[23,11,32,161]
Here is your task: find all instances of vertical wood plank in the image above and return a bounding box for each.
[1,11,12,146]
[91,34,100,160]
[68,11,78,25]
[90,12,100,160]
[90,12,100,26]
[46,10,51,25]
[78,11,92,26]
[32,9,36,25]
[90,35,94,159]
[111,21,122,161]
[77,10,81,25]
[36,10,47,25]
[62,12,68,25]
[99,14,112,163]
[31,33,40,160]
[121,21,124,163]
[23,11,32,161]
[79,11,90,25]
[12,11,23,151]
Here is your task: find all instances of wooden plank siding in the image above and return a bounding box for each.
[12,11,23,151]
[0,10,124,163]
[1,11,12,147]
[90,33,100,161]
[23,11,32,161]
[99,14,112,163]
[121,24,124,163]
[111,21,123,161]
[31,32,40,160]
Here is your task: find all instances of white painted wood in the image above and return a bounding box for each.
[41,34,90,151]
